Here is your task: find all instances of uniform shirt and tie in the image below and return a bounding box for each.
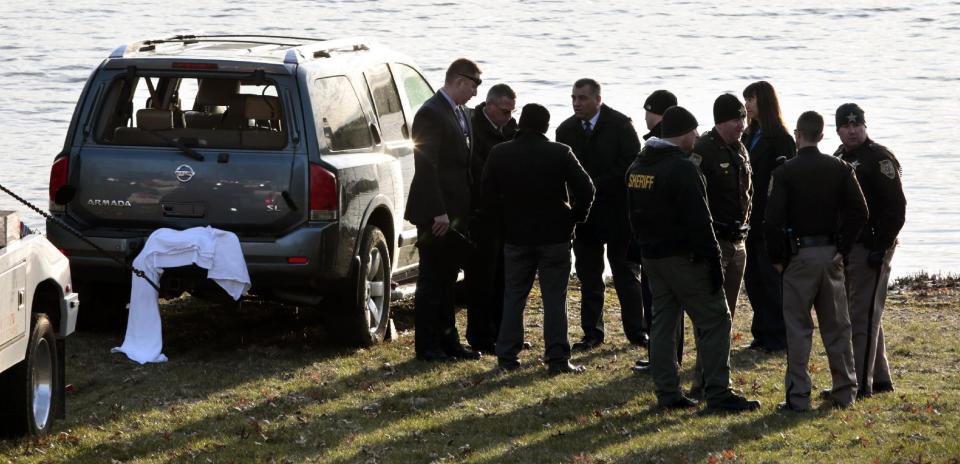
[764,145,868,410]
[834,137,906,397]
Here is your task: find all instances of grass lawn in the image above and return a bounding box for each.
[1,275,958,463]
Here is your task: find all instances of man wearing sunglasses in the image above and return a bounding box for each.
[466,83,518,354]
[556,78,645,352]
[405,58,483,362]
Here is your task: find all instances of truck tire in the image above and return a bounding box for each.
[330,225,392,347]
[0,314,59,437]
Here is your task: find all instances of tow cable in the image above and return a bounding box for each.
[0,182,161,292]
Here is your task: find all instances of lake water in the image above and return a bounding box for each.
[1,0,957,277]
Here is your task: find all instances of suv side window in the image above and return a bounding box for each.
[313,76,373,152]
[364,65,405,141]
[393,64,433,115]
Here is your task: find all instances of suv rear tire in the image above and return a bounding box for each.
[329,225,392,347]
[0,314,59,437]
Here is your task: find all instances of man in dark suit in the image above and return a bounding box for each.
[465,84,518,353]
[405,58,483,362]
[481,103,595,374]
[556,78,645,350]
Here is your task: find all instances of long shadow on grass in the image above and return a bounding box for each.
[53,297,407,452]
[58,342,640,462]
[329,374,671,463]
[619,407,813,462]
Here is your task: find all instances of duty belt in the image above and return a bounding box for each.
[713,221,749,242]
[796,235,834,248]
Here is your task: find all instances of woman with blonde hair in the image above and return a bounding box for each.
[741,80,796,353]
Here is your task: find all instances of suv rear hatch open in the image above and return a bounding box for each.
[68,70,304,236]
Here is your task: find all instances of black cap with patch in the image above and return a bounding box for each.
[836,103,865,127]
[644,90,678,115]
[661,105,698,138]
[713,93,746,124]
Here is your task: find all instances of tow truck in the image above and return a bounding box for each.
[0,211,79,437]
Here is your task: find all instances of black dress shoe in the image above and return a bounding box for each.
[873,381,895,394]
[707,394,761,412]
[447,346,481,360]
[470,342,496,354]
[631,359,650,373]
[416,350,452,362]
[497,359,521,371]
[659,396,699,409]
[777,401,809,412]
[547,361,586,375]
[746,340,766,351]
[572,337,603,352]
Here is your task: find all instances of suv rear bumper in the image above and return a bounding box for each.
[46,220,351,302]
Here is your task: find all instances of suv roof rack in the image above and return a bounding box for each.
[108,34,372,64]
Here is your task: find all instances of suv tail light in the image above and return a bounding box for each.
[49,156,69,212]
[309,163,338,220]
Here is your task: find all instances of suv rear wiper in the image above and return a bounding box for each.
[142,129,205,161]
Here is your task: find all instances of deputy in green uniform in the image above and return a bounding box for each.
[686,94,753,399]
[832,103,906,398]
[765,111,868,411]
[626,105,760,411]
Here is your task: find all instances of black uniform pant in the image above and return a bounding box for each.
[573,233,645,344]
[465,228,505,350]
[413,230,467,355]
[496,242,572,367]
[744,234,787,350]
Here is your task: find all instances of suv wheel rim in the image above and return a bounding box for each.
[364,248,385,333]
[32,336,53,430]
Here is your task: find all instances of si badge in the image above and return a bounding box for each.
[879,159,897,179]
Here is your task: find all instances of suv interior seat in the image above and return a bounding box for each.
[113,109,174,144]
[184,78,240,129]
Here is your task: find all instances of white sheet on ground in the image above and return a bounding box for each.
[111,227,250,364]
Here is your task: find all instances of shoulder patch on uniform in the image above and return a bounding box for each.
[879,159,897,179]
[688,153,702,167]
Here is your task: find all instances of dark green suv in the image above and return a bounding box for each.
[47,35,434,346]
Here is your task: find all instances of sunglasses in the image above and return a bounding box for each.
[457,73,482,86]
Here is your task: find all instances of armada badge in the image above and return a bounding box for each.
[175,164,195,183]
[846,112,859,123]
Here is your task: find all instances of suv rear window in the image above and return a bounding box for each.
[94,75,287,149]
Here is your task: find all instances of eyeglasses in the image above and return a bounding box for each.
[457,73,482,86]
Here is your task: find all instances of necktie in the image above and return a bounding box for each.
[583,120,593,137]
[456,106,471,147]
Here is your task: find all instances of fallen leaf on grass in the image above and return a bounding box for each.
[722,449,736,460]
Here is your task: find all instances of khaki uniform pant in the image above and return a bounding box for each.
[719,239,748,319]
[643,255,734,405]
[845,243,895,394]
[782,245,857,409]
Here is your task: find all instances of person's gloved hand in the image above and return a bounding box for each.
[708,257,724,294]
[867,249,886,269]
